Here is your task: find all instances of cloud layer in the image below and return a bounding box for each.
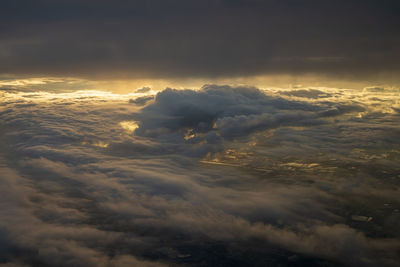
[1,1,400,79]
[0,85,400,266]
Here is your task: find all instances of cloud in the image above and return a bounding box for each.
[363,86,386,92]
[133,85,363,144]
[134,87,152,94]
[0,1,399,79]
[281,89,332,99]
[129,96,154,106]
[0,85,400,266]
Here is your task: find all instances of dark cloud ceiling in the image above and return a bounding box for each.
[1,0,399,79]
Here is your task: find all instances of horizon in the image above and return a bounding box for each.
[1,1,400,267]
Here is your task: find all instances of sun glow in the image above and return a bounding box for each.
[0,89,157,104]
[119,121,139,134]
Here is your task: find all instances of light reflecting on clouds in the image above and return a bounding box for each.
[0,84,400,267]
[120,121,139,134]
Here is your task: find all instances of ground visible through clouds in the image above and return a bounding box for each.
[0,85,400,267]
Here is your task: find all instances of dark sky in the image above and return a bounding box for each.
[1,0,399,80]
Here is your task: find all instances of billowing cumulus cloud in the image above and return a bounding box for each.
[1,85,400,266]
[132,85,365,148]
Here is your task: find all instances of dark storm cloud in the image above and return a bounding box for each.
[1,0,399,79]
[133,85,362,146]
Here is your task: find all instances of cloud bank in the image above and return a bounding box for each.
[0,85,400,266]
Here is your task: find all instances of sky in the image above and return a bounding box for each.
[1,0,400,90]
[1,1,400,267]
